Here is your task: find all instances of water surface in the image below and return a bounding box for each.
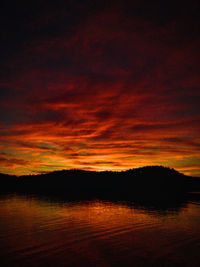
[0,194,200,266]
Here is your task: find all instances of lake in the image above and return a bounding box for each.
[0,193,200,266]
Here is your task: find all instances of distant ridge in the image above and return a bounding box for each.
[0,166,200,199]
[0,165,187,177]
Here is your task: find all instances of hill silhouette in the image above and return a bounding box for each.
[1,166,199,200]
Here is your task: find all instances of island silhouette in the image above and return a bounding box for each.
[1,166,200,201]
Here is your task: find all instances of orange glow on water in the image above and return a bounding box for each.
[1,195,200,266]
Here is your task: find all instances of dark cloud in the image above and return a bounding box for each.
[0,155,30,167]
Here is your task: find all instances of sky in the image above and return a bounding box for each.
[0,0,200,176]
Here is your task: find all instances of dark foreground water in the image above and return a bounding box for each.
[0,194,200,267]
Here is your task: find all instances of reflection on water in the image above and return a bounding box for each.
[0,194,200,267]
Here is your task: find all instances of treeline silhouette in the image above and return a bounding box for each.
[1,166,200,200]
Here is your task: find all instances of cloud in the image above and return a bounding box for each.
[0,1,200,175]
[0,152,31,168]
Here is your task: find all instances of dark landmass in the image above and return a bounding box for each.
[0,166,200,201]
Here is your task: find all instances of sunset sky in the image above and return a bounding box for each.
[0,0,200,176]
